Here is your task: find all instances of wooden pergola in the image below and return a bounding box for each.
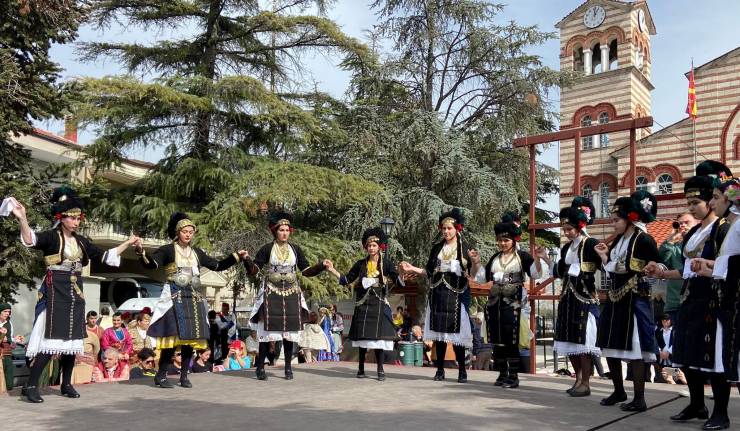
[511,115,654,373]
[392,116,654,372]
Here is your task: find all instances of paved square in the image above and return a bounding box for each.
[2,363,737,430]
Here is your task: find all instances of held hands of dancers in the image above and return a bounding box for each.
[594,242,609,264]
[467,249,480,265]
[398,261,423,277]
[690,258,714,277]
[237,250,249,260]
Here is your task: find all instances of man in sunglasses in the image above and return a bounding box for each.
[130,348,157,379]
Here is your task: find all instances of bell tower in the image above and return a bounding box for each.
[556,0,656,220]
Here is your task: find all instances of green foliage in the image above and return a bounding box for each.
[0,0,85,302]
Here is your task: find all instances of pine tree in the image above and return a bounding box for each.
[0,0,85,302]
[308,0,570,264]
[70,0,379,299]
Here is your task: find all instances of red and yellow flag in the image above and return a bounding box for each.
[686,62,697,119]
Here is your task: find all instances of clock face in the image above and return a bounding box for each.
[638,9,647,32]
[583,5,606,29]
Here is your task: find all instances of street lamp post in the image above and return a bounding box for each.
[379,214,395,237]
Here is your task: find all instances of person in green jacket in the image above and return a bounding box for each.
[658,212,697,324]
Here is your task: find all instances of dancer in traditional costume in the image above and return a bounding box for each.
[7,188,138,402]
[244,212,325,380]
[708,176,740,399]
[135,212,245,389]
[325,228,401,380]
[400,209,475,383]
[595,190,660,412]
[553,197,601,397]
[646,161,733,430]
[472,215,548,388]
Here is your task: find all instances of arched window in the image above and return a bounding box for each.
[581,115,593,150]
[582,184,593,201]
[599,182,610,217]
[608,39,619,70]
[592,43,602,74]
[573,46,584,72]
[636,176,648,191]
[657,174,673,194]
[598,112,609,147]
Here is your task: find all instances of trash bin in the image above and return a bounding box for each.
[399,342,415,366]
[413,342,424,367]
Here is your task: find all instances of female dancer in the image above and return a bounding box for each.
[400,209,476,383]
[244,212,325,380]
[9,188,138,402]
[325,227,401,380]
[647,161,733,430]
[553,197,601,396]
[135,212,245,389]
[472,216,547,388]
[595,190,659,412]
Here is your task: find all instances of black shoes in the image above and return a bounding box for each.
[154,376,174,388]
[285,369,294,380]
[494,372,507,387]
[620,400,647,412]
[433,370,445,381]
[670,405,709,421]
[570,387,591,397]
[22,386,44,403]
[702,416,731,430]
[457,370,467,383]
[60,384,80,398]
[356,370,367,378]
[502,374,519,389]
[179,378,192,388]
[256,368,268,380]
[377,371,386,381]
[600,391,628,406]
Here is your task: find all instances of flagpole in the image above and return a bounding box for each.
[691,59,697,167]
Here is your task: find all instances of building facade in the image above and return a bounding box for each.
[557,0,740,240]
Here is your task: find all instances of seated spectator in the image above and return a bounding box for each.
[130,311,157,360]
[226,340,249,370]
[101,312,133,361]
[92,348,130,382]
[130,348,157,379]
[245,330,259,365]
[1,302,24,390]
[192,348,214,373]
[85,310,104,341]
[393,306,404,327]
[167,346,186,376]
[71,329,101,384]
[299,312,330,363]
[656,314,686,384]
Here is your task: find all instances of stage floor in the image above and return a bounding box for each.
[2,362,737,430]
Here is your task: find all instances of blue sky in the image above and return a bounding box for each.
[41,0,740,209]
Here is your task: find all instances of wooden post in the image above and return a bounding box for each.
[528,144,537,374]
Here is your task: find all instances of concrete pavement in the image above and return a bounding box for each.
[1,362,736,430]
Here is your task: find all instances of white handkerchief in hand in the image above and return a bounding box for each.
[0,197,18,217]
[493,272,504,283]
[568,263,581,277]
